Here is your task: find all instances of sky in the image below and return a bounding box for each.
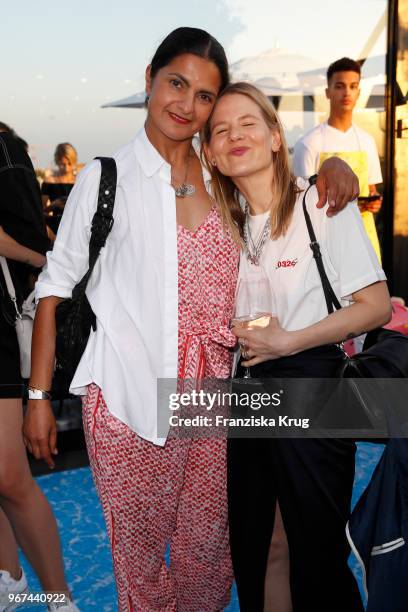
[1,0,387,167]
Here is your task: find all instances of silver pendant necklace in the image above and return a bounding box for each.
[243,203,271,266]
[173,151,196,198]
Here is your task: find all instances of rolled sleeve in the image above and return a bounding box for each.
[293,141,317,178]
[324,201,386,300]
[35,160,101,301]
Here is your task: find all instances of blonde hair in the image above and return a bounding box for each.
[202,82,301,243]
[54,142,78,168]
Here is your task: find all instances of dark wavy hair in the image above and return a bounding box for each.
[327,57,361,83]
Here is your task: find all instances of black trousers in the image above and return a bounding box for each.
[228,345,364,612]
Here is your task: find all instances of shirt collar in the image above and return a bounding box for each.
[133,127,170,178]
[133,128,211,187]
[324,121,354,136]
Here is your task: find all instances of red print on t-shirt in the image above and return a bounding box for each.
[276,258,298,269]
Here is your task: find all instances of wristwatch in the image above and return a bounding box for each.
[28,387,52,400]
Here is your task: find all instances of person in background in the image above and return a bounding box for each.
[293,57,383,262]
[41,143,80,238]
[0,122,28,153]
[0,125,78,611]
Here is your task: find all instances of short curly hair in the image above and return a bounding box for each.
[327,58,361,84]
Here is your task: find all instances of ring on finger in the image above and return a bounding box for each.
[242,345,249,359]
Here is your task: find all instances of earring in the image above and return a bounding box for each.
[211,159,217,166]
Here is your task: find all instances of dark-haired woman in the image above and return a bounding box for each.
[24,28,358,610]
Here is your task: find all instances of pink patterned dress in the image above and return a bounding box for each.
[178,203,239,379]
[82,204,240,611]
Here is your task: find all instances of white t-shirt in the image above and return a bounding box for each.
[237,179,386,332]
[292,122,382,185]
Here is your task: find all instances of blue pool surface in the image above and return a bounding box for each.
[18,442,384,611]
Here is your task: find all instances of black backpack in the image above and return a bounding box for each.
[55,157,117,395]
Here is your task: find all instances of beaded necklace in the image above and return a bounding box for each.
[243,203,271,266]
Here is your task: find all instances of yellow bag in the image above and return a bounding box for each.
[319,151,381,262]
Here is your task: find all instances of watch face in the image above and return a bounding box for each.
[28,388,49,400]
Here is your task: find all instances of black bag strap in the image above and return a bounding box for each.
[88,156,117,273]
[72,157,117,298]
[302,184,342,315]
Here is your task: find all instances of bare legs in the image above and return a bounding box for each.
[0,399,69,593]
[0,506,20,579]
[264,502,293,612]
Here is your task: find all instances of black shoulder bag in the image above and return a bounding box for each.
[55,157,117,395]
[302,184,408,379]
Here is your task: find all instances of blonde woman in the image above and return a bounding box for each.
[42,143,79,237]
[203,82,391,612]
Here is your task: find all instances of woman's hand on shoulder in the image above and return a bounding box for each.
[231,317,297,366]
[23,400,58,469]
[316,157,360,216]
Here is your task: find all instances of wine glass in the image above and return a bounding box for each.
[231,274,275,380]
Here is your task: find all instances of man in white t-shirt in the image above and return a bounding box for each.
[293,57,383,262]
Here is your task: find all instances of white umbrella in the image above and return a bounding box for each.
[102,92,146,109]
[230,47,321,88]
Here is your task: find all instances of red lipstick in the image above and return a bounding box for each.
[169,111,191,125]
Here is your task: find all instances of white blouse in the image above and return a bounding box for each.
[36,128,180,446]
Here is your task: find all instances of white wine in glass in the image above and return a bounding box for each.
[233,314,272,330]
[232,276,275,379]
